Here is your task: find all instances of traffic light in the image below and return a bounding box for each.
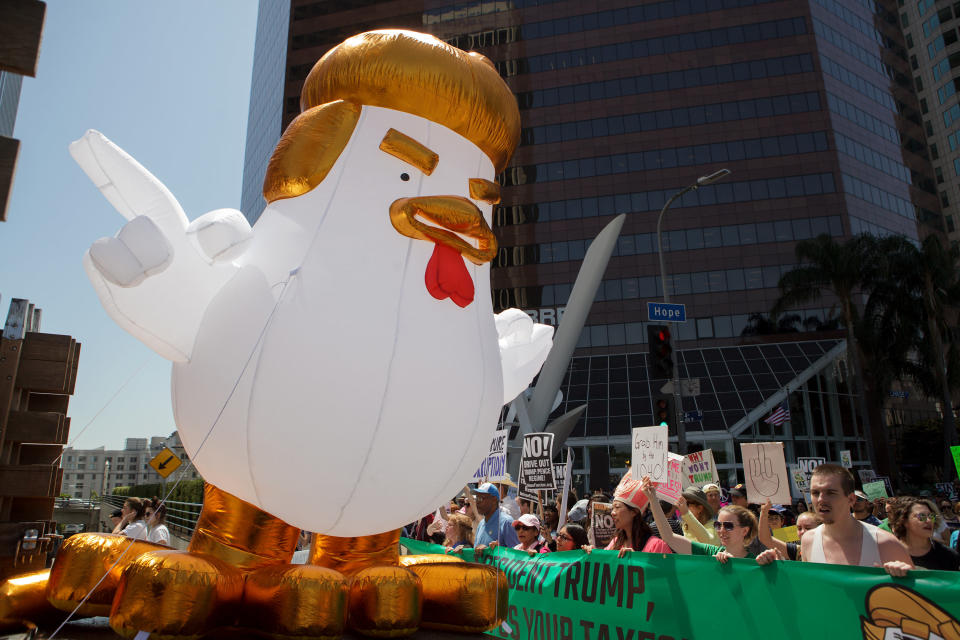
[647,323,673,379]
[653,396,671,427]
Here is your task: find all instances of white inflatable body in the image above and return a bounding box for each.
[73,105,553,536]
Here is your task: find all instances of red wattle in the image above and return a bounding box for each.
[425,242,474,307]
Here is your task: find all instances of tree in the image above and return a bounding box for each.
[876,234,960,478]
[773,234,884,471]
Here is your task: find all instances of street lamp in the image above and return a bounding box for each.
[656,168,731,454]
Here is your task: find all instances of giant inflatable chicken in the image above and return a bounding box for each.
[0,30,553,638]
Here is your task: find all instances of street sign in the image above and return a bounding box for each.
[680,378,701,397]
[683,410,703,423]
[647,302,686,323]
[149,447,182,479]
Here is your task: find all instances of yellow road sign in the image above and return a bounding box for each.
[149,447,182,478]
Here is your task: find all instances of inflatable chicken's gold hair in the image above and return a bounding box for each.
[264,30,520,203]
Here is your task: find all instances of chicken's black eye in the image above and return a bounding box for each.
[400,172,410,182]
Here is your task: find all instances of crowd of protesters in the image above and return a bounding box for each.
[404,467,959,574]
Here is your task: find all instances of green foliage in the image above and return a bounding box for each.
[112,478,205,504]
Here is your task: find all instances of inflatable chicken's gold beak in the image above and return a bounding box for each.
[389,196,497,265]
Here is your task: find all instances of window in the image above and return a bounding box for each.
[942,192,950,206]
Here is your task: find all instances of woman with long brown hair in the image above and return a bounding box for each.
[891,497,959,571]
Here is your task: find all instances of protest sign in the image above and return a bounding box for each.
[519,432,556,493]
[862,480,888,501]
[589,501,616,548]
[655,453,684,504]
[797,456,826,483]
[789,464,808,492]
[772,525,800,543]
[402,538,960,640]
[472,429,509,482]
[557,449,574,529]
[631,425,667,482]
[857,469,877,484]
[937,482,957,500]
[952,445,960,478]
[874,475,894,497]
[839,450,852,468]
[741,442,791,505]
[681,448,719,487]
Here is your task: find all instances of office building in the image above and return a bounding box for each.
[61,435,201,500]
[245,0,939,490]
[900,0,960,240]
[241,0,293,223]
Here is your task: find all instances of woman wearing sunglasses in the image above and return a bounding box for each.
[513,514,551,554]
[891,497,959,571]
[641,477,761,563]
[555,523,588,552]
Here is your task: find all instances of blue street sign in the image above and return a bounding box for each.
[683,410,703,423]
[647,301,687,323]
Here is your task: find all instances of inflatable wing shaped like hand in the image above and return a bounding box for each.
[72,130,249,361]
[496,308,554,404]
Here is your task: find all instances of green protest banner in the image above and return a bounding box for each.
[953,445,960,479]
[402,538,960,640]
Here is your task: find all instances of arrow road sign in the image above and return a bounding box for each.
[647,302,686,322]
[149,447,182,479]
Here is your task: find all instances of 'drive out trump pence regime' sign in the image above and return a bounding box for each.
[519,433,556,493]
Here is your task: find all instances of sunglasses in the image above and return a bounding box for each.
[912,513,938,523]
[514,525,538,531]
[713,521,739,531]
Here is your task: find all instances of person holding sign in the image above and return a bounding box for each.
[605,497,671,558]
[757,499,821,561]
[802,464,913,576]
[678,488,720,546]
[642,477,760,562]
[591,472,672,557]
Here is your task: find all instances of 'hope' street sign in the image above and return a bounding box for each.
[647,302,686,322]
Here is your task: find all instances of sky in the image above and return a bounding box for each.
[1,1,259,449]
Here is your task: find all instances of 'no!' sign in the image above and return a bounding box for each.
[519,433,556,492]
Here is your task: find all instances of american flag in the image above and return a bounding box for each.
[764,401,790,425]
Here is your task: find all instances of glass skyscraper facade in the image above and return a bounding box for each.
[241,0,292,223]
[245,0,939,489]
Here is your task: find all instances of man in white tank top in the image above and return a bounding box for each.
[801,464,913,576]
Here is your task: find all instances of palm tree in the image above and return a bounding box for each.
[773,234,883,470]
[878,234,960,478]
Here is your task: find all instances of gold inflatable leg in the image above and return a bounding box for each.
[46,533,168,617]
[242,564,349,640]
[108,484,300,639]
[407,562,508,633]
[310,530,422,637]
[0,569,63,633]
[109,550,243,640]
